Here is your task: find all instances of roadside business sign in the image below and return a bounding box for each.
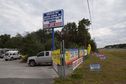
[43,9,64,29]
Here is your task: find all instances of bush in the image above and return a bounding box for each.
[21,55,28,62]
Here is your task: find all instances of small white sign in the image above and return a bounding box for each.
[90,64,101,71]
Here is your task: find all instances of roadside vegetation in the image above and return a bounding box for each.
[54,49,126,84]
[0,18,97,57]
[104,44,126,49]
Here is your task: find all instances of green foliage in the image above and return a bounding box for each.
[54,49,126,84]
[0,34,11,48]
[78,18,91,47]
[0,18,97,56]
[104,43,126,49]
[89,39,97,52]
[61,18,92,49]
[21,55,28,62]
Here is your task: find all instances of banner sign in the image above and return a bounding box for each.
[79,49,85,57]
[72,57,83,70]
[52,49,61,65]
[43,9,64,29]
[84,49,87,56]
[87,44,91,55]
[65,49,78,65]
[95,53,107,60]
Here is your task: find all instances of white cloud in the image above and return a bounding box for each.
[90,28,114,37]
[0,0,42,35]
[0,0,126,48]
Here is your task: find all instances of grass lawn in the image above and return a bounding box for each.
[54,49,126,84]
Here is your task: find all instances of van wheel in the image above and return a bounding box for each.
[49,62,53,66]
[5,59,8,61]
[29,60,36,67]
[10,57,14,61]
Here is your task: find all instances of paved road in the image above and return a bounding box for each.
[0,59,58,84]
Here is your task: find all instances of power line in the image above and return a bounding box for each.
[87,0,92,25]
[86,0,95,40]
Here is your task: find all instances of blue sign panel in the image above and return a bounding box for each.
[43,9,64,29]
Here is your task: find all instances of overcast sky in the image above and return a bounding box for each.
[0,0,126,48]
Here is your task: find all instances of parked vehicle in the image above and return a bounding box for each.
[0,49,9,58]
[4,51,21,61]
[0,54,5,58]
[27,51,52,67]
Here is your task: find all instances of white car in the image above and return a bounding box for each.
[4,51,20,61]
[27,51,52,67]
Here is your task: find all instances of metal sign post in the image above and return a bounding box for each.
[43,9,65,78]
[62,40,65,78]
[52,28,55,50]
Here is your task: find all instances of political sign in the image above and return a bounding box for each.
[90,63,101,71]
[52,49,61,65]
[43,9,64,29]
[65,49,78,65]
[84,49,87,56]
[87,44,91,55]
[79,49,85,57]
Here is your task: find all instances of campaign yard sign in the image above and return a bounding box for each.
[90,64,101,71]
[43,9,64,29]
[52,49,61,72]
[65,49,79,65]
[52,49,61,65]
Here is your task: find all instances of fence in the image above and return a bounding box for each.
[52,48,87,78]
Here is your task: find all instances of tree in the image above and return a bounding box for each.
[62,22,78,48]
[89,39,97,52]
[0,18,97,56]
[0,34,11,48]
[77,18,91,48]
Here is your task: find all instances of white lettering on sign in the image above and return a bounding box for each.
[43,9,64,29]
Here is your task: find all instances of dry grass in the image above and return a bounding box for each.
[54,49,126,84]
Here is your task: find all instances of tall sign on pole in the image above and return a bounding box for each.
[43,9,64,50]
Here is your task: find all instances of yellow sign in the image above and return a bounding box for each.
[52,49,61,65]
[65,51,70,64]
[87,44,91,55]
[65,49,78,65]
[79,49,84,57]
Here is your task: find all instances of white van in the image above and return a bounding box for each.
[4,51,20,61]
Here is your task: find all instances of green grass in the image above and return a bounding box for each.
[54,49,126,84]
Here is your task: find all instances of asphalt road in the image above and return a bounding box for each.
[0,59,58,84]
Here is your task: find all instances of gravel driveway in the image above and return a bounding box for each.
[0,59,58,84]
